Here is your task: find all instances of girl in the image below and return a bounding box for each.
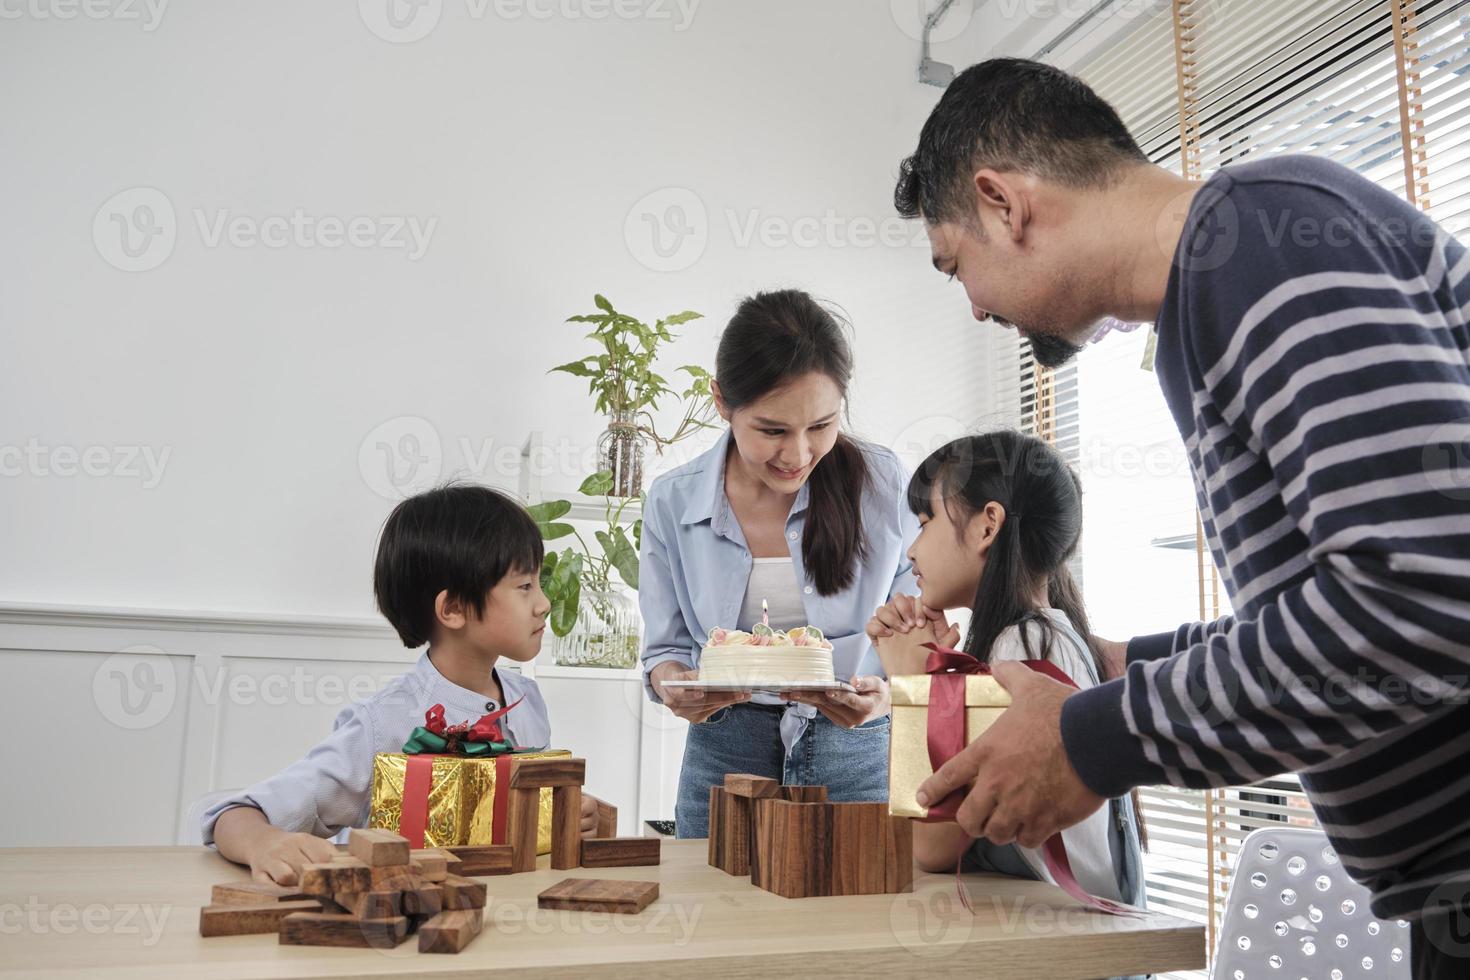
[868,430,1147,916]
[639,289,919,839]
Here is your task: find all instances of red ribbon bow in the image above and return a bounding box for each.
[919,642,1142,918]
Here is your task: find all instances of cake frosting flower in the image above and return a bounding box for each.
[706,624,833,649]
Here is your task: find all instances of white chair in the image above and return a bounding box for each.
[1213,826,1410,979]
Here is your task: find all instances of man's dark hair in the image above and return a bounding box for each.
[373,483,544,648]
[895,58,1148,226]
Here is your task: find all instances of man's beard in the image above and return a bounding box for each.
[1024,330,1085,368]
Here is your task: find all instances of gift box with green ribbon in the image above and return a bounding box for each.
[368,700,569,853]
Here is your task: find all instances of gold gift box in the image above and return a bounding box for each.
[889,674,1012,819]
[368,749,570,853]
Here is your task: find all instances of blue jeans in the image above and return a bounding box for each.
[674,702,891,839]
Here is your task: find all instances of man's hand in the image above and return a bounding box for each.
[650,661,750,724]
[915,660,1105,849]
[779,675,890,728]
[250,830,338,886]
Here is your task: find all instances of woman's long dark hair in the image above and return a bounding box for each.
[906,430,1147,848]
[716,289,870,596]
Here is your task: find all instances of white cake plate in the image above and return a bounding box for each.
[660,679,858,694]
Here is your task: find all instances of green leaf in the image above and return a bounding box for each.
[594,294,615,314]
[539,549,558,592]
[632,518,642,552]
[578,471,615,496]
[661,310,703,327]
[678,364,710,378]
[527,500,574,540]
[609,525,639,589]
[549,360,596,378]
[548,550,583,637]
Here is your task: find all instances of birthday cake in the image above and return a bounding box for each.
[697,624,836,685]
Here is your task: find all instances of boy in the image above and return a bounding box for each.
[205,483,605,884]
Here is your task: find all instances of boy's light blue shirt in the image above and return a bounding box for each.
[639,429,919,750]
[199,653,551,846]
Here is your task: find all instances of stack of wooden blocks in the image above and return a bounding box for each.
[199,756,663,952]
[708,774,913,899]
[199,828,487,953]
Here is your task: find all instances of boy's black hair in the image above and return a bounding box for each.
[894,58,1148,227]
[373,483,544,649]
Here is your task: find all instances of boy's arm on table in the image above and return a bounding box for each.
[204,703,378,884]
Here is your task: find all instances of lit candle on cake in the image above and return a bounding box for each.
[761,598,769,628]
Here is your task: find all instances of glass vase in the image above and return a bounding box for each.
[598,410,647,497]
[551,587,642,669]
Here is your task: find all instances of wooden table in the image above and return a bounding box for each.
[0,841,1205,978]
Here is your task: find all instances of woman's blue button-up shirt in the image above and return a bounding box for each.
[638,428,919,706]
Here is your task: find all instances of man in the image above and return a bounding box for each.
[895,57,1470,977]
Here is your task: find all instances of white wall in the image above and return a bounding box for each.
[0,0,1044,846]
[1,0,1000,621]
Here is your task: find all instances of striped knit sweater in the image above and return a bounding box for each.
[1060,155,1470,922]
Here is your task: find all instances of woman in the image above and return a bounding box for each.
[638,289,919,839]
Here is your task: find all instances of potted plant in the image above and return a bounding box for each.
[532,296,719,667]
[550,295,718,497]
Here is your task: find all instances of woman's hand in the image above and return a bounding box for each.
[779,675,890,729]
[650,661,750,724]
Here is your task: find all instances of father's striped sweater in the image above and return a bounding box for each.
[1060,155,1470,922]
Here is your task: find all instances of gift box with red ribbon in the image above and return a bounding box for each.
[367,700,569,853]
[888,643,1142,917]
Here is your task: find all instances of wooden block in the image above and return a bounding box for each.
[752,799,834,899]
[299,858,370,897]
[444,845,514,876]
[365,865,423,891]
[209,881,308,905]
[886,814,914,894]
[780,785,828,804]
[199,900,322,937]
[401,882,443,918]
[551,784,582,870]
[410,851,449,882]
[508,787,540,873]
[417,909,484,953]
[440,873,487,911]
[509,756,586,788]
[579,837,661,868]
[414,847,462,874]
[707,785,724,869]
[595,798,618,838]
[830,803,888,896]
[334,889,401,919]
[724,773,780,799]
[348,827,411,867]
[537,878,658,914]
[278,912,410,948]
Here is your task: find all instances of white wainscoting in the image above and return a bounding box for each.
[0,602,685,848]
